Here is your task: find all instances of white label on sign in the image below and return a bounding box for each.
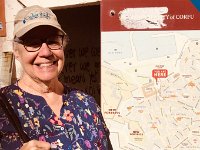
[119,7,168,29]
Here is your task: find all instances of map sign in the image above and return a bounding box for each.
[101,1,200,149]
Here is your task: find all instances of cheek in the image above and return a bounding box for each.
[18,52,38,66]
[20,53,37,64]
[57,51,65,61]
[57,51,65,70]
[59,55,65,68]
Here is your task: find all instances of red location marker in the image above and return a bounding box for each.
[152,69,168,82]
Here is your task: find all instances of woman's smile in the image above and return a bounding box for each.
[34,60,57,67]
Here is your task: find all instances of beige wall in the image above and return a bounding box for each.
[0,0,23,87]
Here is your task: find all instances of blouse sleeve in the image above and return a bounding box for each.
[88,96,113,150]
[96,104,113,150]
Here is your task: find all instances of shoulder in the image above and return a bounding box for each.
[63,83,95,100]
[0,83,18,95]
[0,83,21,113]
[63,84,99,109]
[0,84,21,107]
[0,83,18,114]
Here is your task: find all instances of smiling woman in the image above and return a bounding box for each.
[13,26,66,84]
[0,5,112,150]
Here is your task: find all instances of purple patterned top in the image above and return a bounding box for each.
[0,83,110,150]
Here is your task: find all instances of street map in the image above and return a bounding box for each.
[101,31,200,150]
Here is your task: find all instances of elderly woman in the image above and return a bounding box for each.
[0,5,112,150]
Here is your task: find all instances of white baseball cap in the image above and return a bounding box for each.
[14,5,66,37]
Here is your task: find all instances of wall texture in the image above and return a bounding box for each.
[54,5,101,104]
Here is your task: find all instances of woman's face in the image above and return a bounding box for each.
[14,26,65,82]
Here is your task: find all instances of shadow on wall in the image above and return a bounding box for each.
[53,5,101,105]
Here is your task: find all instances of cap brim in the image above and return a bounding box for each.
[14,21,66,37]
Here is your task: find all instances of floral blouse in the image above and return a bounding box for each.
[0,83,110,150]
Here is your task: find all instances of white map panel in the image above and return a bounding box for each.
[101,31,200,150]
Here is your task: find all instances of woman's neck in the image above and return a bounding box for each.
[18,75,63,95]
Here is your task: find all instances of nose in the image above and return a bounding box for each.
[38,43,52,57]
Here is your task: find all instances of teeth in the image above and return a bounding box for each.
[39,62,54,67]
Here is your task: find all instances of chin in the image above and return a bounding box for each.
[36,74,58,82]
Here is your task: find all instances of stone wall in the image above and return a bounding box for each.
[0,52,13,87]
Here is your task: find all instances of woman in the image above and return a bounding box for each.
[0,5,112,150]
